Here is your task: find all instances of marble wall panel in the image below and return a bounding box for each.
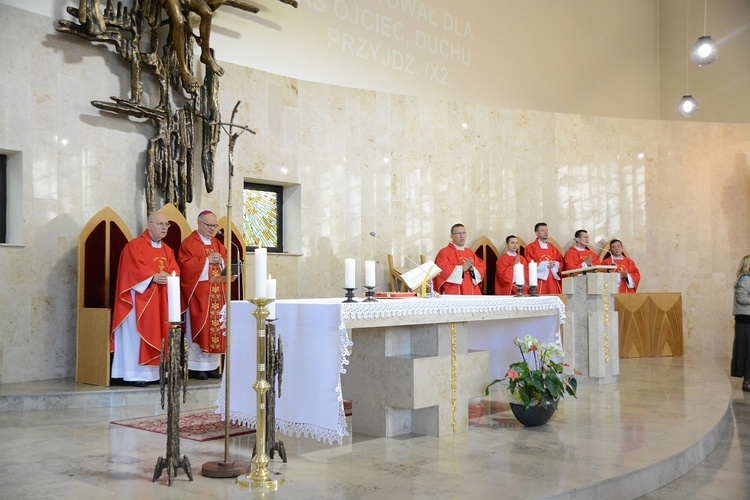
[1,5,750,382]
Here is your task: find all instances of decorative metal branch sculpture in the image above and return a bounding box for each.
[56,0,297,215]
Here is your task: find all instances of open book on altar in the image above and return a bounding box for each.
[400,260,442,291]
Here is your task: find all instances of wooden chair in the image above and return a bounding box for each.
[470,236,501,295]
[76,207,132,386]
[387,254,410,292]
[157,203,191,255]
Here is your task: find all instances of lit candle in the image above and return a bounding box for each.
[344,258,356,289]
[167,271,180,322]
[528,261,538,286]
[266,274,277,320]
[254,244,267,297]
[514,262,525,286]
[365,260,376,287]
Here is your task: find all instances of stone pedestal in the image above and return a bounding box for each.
[563,272,619,385]
[342,322,489,437]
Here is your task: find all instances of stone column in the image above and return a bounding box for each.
[562,272,619,385]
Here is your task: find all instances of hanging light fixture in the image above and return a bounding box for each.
[677,95,698,117]
[677,2,698,117]
[690,0,718,65]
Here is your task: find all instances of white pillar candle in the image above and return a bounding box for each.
[167,271,181,322]
[344,258,356,289]
[266,274,277,320]
[365,260,376,287]
[528,261,538,286]
[514,262,525,286]
[254,245,267,297]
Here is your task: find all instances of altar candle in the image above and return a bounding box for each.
[266,274,277,320]
[365,260,376,287]
[514,262,525,286]
[528,261,538,286]
[255,244,267,297]
[167,271,181,322]
[344,258,356,289]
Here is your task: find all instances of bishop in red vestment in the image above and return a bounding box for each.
[524,222,563,295]
[601,239,641,293]
[178,210,227,379]
[563,229,601,271]
[111,212,179,384]
[434,224,486,295]
[495,235,529,295]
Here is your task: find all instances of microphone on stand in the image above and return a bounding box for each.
[369,231,423,270]
[217,229,244,298]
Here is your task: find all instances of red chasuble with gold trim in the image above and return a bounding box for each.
[434,244,486,295]
[494,252,529,295]
[178,231,227,354]
[601,255,641,293]
[524,239,563,295]
[563,247,602,272]
[111,231,180,366]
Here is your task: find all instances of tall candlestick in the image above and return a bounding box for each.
[255,245,267,297]
[266,274,277,320]
[344,258,356,289]
[167,271,180,322]
[514,262,525,286]
[528,261,538,286]
[364,260,376,287]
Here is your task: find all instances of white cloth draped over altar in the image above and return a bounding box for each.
[216,296,565,444]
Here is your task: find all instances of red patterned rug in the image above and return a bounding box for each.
[111,401,352,442]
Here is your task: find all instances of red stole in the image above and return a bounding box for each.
[178,231,227,354]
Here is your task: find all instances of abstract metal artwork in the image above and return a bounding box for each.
[56,0,297,215]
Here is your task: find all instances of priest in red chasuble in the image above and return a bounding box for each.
[524,222,563,294]
[495,235,528,295]
[111,211,180,386]
[601,239,640,293]
[563,229,601,271]
[434,223,485,295]
[178,210,227,380]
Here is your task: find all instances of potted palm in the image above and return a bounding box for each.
[485,335,579,426]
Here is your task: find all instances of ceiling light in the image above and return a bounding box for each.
[677,95,698,117]
[691,0,718,66]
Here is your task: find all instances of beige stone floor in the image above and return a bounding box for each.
[0,353,744,499]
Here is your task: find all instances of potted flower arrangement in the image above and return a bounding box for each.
[485,335,580,426]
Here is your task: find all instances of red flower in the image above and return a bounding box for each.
[529,344,538,351]
[507,370,519,381]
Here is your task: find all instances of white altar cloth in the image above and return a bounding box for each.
[216,295,565,444]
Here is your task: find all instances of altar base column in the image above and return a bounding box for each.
[563,273,619,385]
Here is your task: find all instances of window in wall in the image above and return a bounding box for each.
[243,182,283,252]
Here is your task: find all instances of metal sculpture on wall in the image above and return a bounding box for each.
[56,0,297,215]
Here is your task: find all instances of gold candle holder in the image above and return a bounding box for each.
[237,297,284,489]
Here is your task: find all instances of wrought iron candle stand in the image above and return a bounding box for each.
[528,285,538,296]
[343,287,358,303]
[515,284,525,297]
[152,323,193,486]
[252,319,286,462]
[237,298,284,489]
[363,286,377,302]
